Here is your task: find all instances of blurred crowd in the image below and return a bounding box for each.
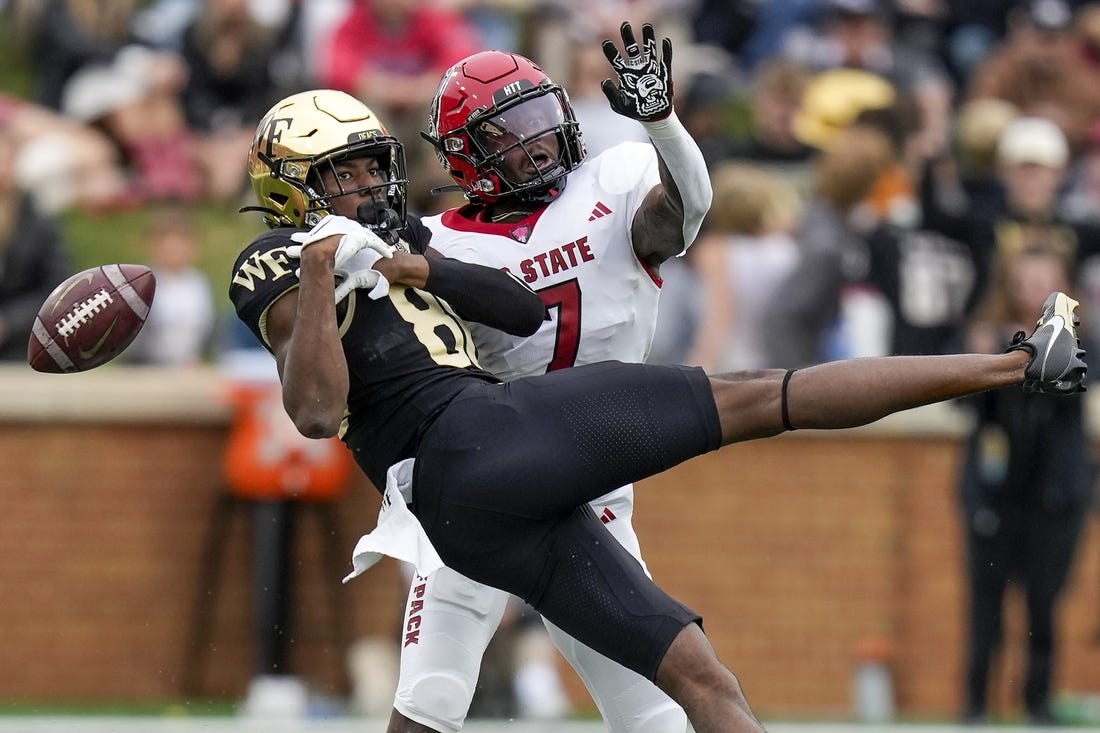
[5,0,1100,369]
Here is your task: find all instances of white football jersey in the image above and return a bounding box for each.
[424,142,663,381]
[399,146,673,726]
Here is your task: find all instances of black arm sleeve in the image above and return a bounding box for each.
[424,255,547,337]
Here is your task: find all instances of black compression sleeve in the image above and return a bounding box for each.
[424,256,547,336]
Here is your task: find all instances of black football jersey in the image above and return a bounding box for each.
[229,215,500,488]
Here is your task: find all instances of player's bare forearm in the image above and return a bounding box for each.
[374,251,430,289]
[272,241,349,438]
[631,179,687,266]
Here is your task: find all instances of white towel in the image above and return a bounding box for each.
[343,458,445,582]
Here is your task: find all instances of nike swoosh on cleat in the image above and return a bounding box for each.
[1040,316,1065,368]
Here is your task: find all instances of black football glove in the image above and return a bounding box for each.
[600,22,674,122]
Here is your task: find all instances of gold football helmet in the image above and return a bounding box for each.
[245,89,408,228]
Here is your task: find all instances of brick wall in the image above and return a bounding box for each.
[631,435,1100,719]
[1,369,1097,720]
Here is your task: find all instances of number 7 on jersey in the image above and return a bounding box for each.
[538,279,581,372]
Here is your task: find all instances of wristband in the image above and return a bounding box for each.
[781,369,797,432]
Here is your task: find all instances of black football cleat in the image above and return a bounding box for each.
[1005,291,1087,394]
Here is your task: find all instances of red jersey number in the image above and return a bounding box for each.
[537,279,582,372]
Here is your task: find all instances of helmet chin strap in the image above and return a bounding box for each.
[486,177,565,221]
[515,170,567,204]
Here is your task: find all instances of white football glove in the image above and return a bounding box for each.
[287,215,394,271]
[334,245,392,303]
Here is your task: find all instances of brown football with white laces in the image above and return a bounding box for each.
[27,264,156,373]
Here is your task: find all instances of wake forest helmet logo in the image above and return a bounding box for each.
[260,116,293,159]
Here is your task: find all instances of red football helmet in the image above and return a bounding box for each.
[422,51,586,205]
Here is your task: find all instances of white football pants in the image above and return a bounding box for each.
[392,485,688,733]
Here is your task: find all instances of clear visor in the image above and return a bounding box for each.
[473,94,566,154]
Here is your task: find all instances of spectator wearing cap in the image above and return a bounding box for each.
[952,98,1021,221]
[955,239,1092,726]
[782,0,955,159]
[919,115,1100,345]
[952,118,1098,722]
[968,0,1100,153]
[790,66,897,151]
[996,116,1071,220]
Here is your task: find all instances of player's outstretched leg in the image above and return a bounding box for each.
[709,291,1086,445]
[655,624,766,733]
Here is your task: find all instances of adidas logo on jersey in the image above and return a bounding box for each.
[588,201,613,221]
[600,507,617,524]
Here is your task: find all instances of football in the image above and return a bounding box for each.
[27,264,156,374]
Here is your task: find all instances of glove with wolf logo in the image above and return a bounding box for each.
[600,22,674,122]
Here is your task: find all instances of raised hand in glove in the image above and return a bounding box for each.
[600,22,674,122]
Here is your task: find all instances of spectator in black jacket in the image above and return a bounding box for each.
[957,244,1094,725]
[178,0,284,200]
[0,131,72,361]
[920,115,1100,352]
